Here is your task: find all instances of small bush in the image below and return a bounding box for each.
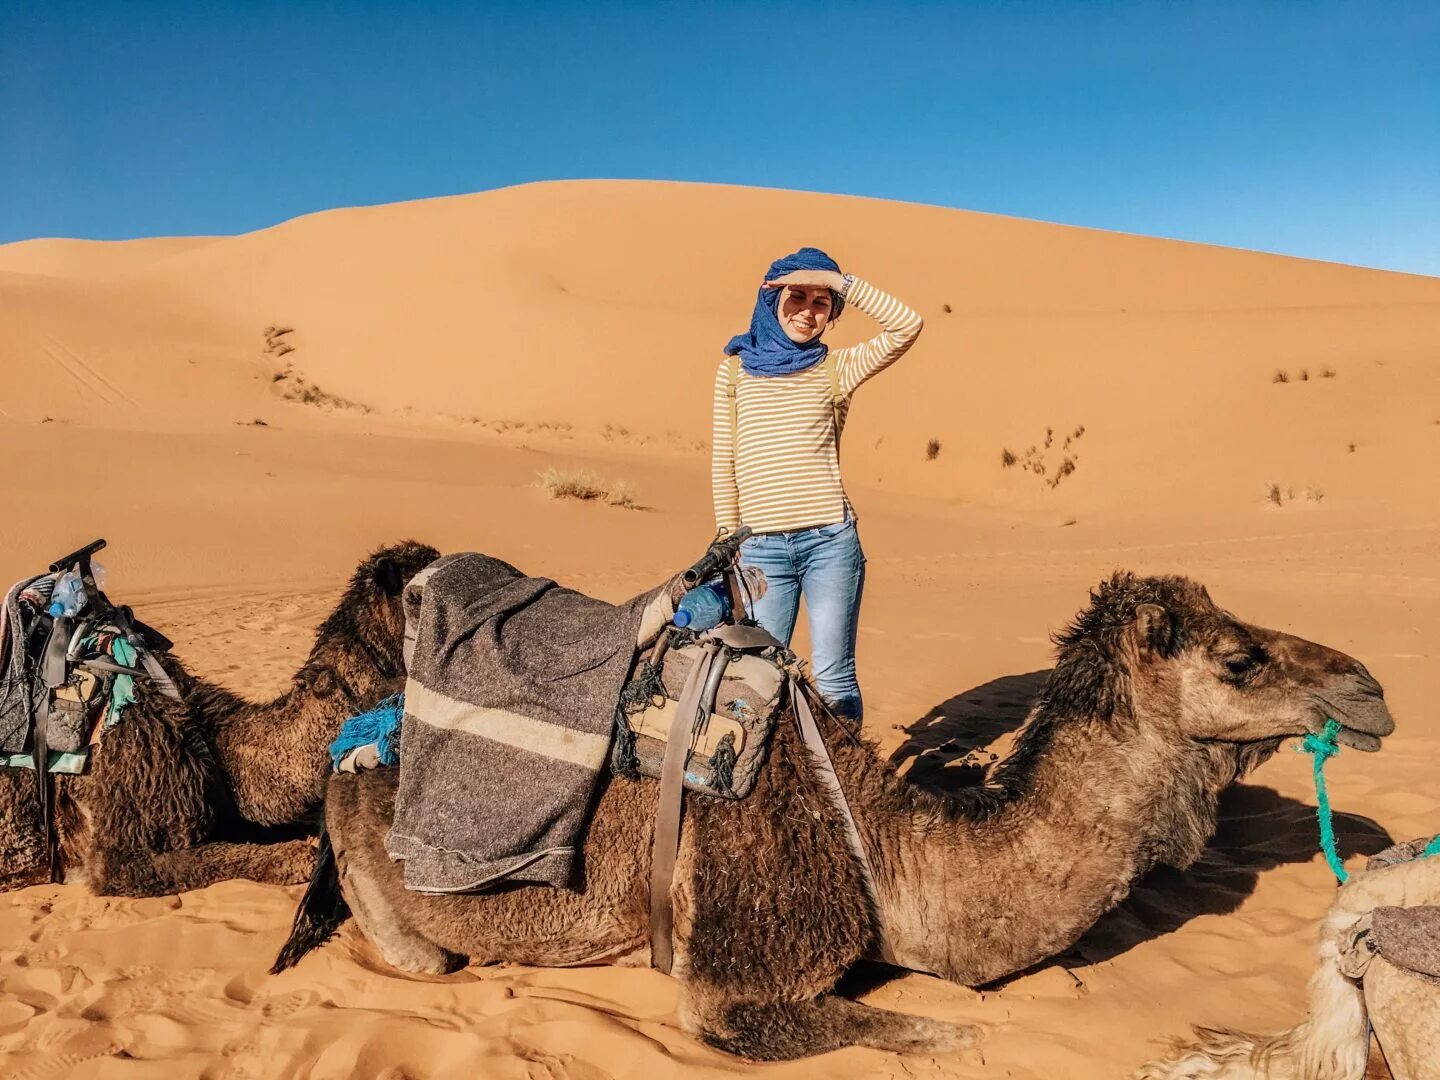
[1266,483,1282,506]
[1000,448,1017,468]
[925,438,941,460]
[538,468,641,509]
[942,303,953,314]
[1321,367,1336,378]
[1348,442,1356,453]
[1298,369,1309,381]
[1273,370,1289,384]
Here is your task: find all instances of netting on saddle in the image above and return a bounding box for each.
[611,625,791,801]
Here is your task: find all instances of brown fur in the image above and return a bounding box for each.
[291,571,1394,1061]
[0,540,437,896]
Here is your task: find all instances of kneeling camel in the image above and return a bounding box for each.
[0,540,438,896]
[276,571,1395,1061]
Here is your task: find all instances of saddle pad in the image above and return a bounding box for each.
[1371,906,1440,984]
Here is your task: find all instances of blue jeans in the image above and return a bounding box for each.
[739,518,867,721]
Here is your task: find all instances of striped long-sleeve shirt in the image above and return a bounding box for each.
[711,278,924,534]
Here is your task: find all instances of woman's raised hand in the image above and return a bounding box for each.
[764,269,846,292]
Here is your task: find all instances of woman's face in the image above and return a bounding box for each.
[775,285,834,344]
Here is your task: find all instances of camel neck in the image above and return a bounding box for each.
[833,711,1216,985]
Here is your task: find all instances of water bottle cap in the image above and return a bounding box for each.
[47,602,63,618]
[672,608,692,628]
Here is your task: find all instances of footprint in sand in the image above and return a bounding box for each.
[6,1023,132,1080]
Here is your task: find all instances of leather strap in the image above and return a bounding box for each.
[707,622,782,651]
[137,647,183,702]
[648,637,726,973]
[791,680,897,965]
[35,615,71,884]
[644,624,898,972]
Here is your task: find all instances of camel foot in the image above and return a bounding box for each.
[336,849,463,975]
[684,990,980,1061]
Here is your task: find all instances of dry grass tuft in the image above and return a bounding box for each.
[925,438,941,460]
[1321,367,1337,379]
[1273,370,1289,384]
[1266,483,1324,507]
[538,468,642,509]
[942,303,953,314]
[1000,448,1018,468]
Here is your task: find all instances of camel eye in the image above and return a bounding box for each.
[1224,654,1257,677]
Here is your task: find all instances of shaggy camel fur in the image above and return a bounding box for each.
[276,571,1395,1061]
[1136,842,1440,1080]
[0,540,438,897]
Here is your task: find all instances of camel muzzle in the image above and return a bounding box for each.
[1310,668,1394,752]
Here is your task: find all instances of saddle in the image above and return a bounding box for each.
[612,529,892,973]
[0,539,182,880]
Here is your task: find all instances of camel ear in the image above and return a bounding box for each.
[372,557,404,597]
[300,667,339,698]
[1133,603,1173,658]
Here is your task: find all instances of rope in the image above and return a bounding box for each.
[1298,718,1349,883]
[1298,718,1440,882]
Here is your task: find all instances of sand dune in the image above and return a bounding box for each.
[1,181,1437,1078]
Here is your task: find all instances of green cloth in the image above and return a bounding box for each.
[0,749,91,774]
[108,637,137,726]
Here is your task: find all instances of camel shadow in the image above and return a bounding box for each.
[846,670,1395,992]
[888,669,1051,792]
[1066,783,1392,970]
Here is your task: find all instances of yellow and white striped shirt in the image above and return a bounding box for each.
[711,278,923,534]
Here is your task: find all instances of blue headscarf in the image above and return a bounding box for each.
[724,247,846,377]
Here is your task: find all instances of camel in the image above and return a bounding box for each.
[0,540,438,897]
[1136,837,1440,1080]
[273,571,1395,1062]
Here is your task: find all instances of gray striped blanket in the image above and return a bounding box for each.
[386,552,654,893]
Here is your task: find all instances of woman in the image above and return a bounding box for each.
[712,247,923,722]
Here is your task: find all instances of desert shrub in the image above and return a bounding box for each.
[538,468,641,509]
[926,438,941,460]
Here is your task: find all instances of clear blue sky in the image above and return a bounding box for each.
[3,1,1437,275]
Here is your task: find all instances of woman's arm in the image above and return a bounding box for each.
[711,358,742,533]
[830,278,924,396]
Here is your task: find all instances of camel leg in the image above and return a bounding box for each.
[326,773,463,975]
[147,840,317,892]
[678,982,978,1061]
[1364,959,1439,1080]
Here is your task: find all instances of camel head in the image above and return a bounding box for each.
[301,540,440,700]
[1053,572,1394,759]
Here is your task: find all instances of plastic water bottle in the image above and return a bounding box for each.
[672,568,767,631]
[47,571,87,618]
[674,584,727,630]
[43,563,104,619]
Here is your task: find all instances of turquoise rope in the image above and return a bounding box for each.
[1299,717,1440,883]
[1298,718,1349,883]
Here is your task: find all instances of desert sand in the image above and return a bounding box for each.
[0,180,1437,1078]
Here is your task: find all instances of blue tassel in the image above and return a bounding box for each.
[329,693,404,771]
